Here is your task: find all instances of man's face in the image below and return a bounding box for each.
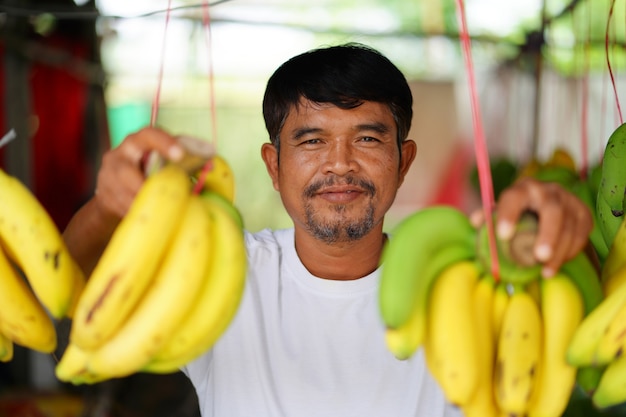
[262,99,415,244]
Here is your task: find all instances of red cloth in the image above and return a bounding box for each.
[0,35,92,230]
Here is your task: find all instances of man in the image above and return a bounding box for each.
[63,43,592,416]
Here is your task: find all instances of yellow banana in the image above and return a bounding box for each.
[461,274,499,417]
[70,164,191,350]
[594,296,626,364]
[424,260,480,407]
[492,281,509,341]
[143,190,247,373]
[495,288,542,416]
[603,255,626,298]
[85,194,213,379]
[0,245,56,353]
[195,155,236,203]
[567,277,626,367]
[592,354,626,409]
[383,242,475,360]
[528,273,584,417]
[0,168,79,318]
[0,330,13,362]
[55,343,99,384]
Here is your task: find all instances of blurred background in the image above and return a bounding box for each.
[0,0,625,415]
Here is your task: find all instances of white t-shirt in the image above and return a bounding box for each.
[183,228,463,417]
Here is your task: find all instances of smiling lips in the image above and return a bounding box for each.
[316,185,365,204]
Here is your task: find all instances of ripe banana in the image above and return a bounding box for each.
[424,260,480,407]
[603,263,626,298]
[567,276,626,367]
[461,274,499,417]
[85,194,213,379]
[495,289,542,416]
[55,343,102,385]
[383,243,476,360]
[593,297,626,365]
[492,280,509,341]
[194,155,236,203]
[599,122,626,220]
[70,164,191,350]
[0,331,13,362]
[143,190,247,373]
[528,273,584,417]
[0,245,56,353]
[379,206,476,330]
[0,168,79,318]
[592,354,626,409]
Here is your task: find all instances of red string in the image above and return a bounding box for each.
[605,0,623,125]
[454,0,500,280]
[150,0,173,127]
[193,0,218,195]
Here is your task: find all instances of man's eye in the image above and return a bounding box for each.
[361,136,379,142]
[303,138,321,145]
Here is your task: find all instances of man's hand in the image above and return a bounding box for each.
[472,177,593,278]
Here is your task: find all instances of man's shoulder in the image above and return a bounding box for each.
[244,227,294,252]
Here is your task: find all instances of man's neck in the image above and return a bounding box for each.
[293,226,387,281]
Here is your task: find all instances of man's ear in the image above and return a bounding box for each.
[261,142,280,191]
[398,139,417,187]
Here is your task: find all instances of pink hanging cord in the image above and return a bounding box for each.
[455,0,500,280]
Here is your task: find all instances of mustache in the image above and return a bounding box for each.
[303,176,376,198]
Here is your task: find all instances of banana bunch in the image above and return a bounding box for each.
[0,168,85,360]
[380,206,605,417]
[55,155,247,384]
[567,211,626,410]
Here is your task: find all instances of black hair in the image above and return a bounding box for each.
[262,42,413,154]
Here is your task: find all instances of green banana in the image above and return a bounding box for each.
[383,244,478,360]
[379,206,476,330]
[559,252,604,316]
[570,179,609,262]
[576,365,606,397]
[597,193,624,252]
[476,212,542,285]
[599,122,626,219]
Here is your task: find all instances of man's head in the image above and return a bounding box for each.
[262,43,413,154]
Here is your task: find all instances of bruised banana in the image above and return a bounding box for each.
[528,273,584,417]
[70,165,191,350]
[495,289,542,416]
[567,276,626,367]
[143,190,247,373]
[379,206,476,331]
[76,194,214,380]
[424,260,481,407]
[384,243,476,360]
[461,274,499,417]
[0,168,80,318]
[0,245,56,353]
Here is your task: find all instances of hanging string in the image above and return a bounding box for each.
[150,0,173,126]
[579,2,590,180]
[193,0,218,195]
[454,0,500,280]
[605,0,623,125]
